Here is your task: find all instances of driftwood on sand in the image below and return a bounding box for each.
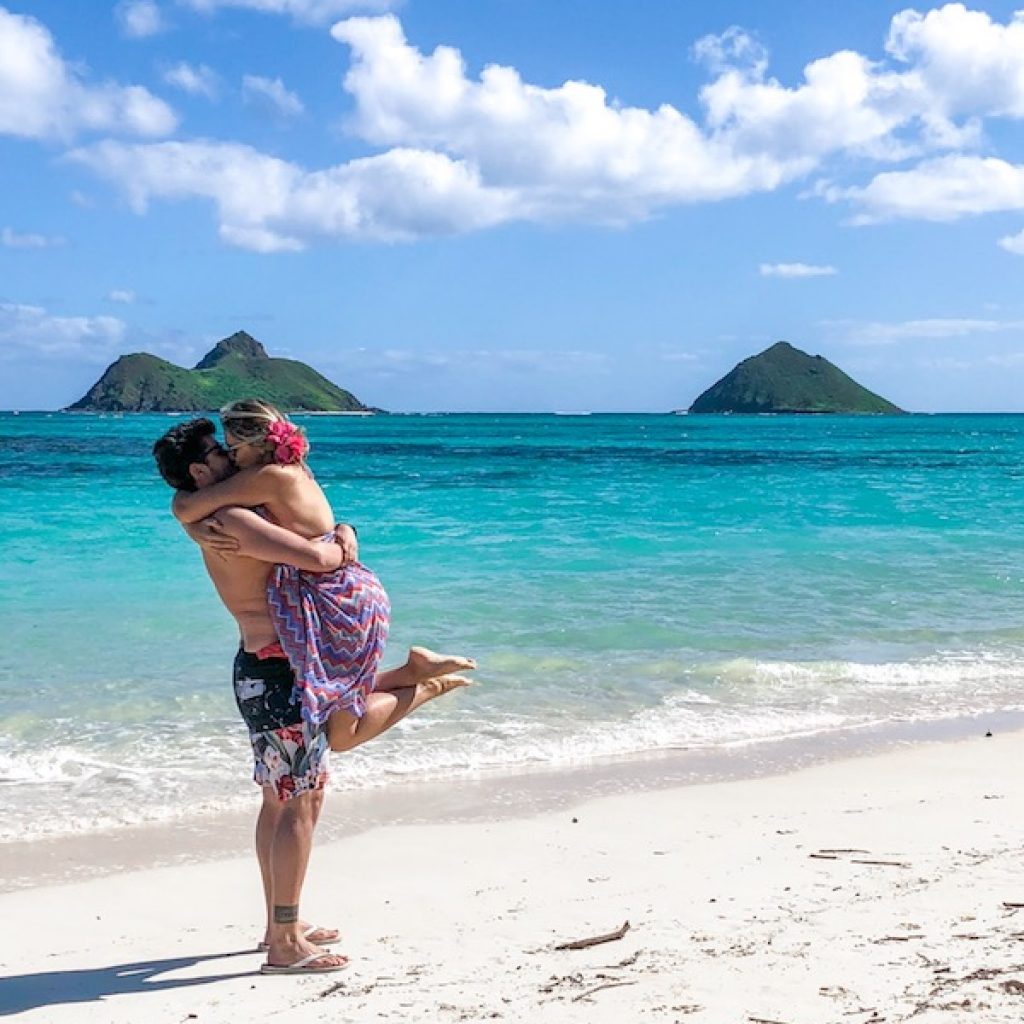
[555,920,631,951]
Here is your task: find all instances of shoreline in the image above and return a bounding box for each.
[4,708,1020,893]
[1,723,1022,1021]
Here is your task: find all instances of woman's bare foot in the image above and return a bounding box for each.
[406,646,477,681]
[420,673,474,698]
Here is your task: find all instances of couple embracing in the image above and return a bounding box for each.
[153,400,475,976]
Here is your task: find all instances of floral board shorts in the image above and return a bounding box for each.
[232,648,329,802]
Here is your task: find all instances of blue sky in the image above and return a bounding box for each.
[3,1,1024,411]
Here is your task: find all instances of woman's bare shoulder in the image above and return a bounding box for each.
[250,463,305,485]
[274,463,320,486]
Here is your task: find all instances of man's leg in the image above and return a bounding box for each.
[328,674,471,753]
[264,789,347,970]
[256,788,337,950]
[256,787,283,941]
[252,720,345,971]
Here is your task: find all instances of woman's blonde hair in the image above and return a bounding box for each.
[220,398,295,461]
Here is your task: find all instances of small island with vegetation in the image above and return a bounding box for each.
[688,341,903,414]
[67,330,370,413]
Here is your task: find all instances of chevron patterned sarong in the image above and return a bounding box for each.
[267,554,391,727]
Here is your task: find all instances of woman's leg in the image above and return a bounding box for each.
[372,646,477,692]
[327,674,471,753]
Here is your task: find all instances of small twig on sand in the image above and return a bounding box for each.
[748,1017,790,1024]
[555,920,631,951]
[598,950,640,969]
[572,980,638,1002]
[809,853,839,860]
[318,980,348,999]
[851,859,909,868]
[1002,902,1024,909]
[539,972,584,995]
[820,849,870,854]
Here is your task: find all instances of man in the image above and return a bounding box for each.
[153,418,469,976]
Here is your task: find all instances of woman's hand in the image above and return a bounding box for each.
[184,516,240,556]
[334,523,359,565]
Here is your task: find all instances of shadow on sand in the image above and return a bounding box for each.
[0,948,257,1017]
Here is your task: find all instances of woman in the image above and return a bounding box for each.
[173,399,475,750]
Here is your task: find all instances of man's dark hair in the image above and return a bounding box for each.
[152,418,216,491]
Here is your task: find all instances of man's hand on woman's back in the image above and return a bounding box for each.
[183,516,241,558]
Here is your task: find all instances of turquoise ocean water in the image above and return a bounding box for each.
[2,411,1024,843]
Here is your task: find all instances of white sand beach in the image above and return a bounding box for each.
[1,731,1022,1023]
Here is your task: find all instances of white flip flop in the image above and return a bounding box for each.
[260,951,350,975]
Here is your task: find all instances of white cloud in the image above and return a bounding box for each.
[324,346,609,379]
[820,155,1024,223]
[182,0,393,25]
[62,11,948,245]
[886,5,1024,119]
[693,27,768,77]
[0,303,127,362]
[242,74,304,118]
[115,0,166,39]
[824,316,1024,345]
[0,8,177,140]
[1,226,66,248]
[107,289,137,303]
[327,12,1005,224]
[68,139,515,249]
[808,5,1024,226]
[699,50,932,166]
[909,350,1024,371]
[163,62,219,99]
[332,14,811,220]
[998,228,1024,254]
[60,8,1024,245]
[984,351,1024,367]
[759,262,837,278]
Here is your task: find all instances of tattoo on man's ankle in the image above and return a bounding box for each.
[273,905,299,924]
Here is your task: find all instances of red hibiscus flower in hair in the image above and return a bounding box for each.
[266,419,309,465]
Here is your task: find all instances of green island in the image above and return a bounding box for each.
[67,331,371,413]
[688,341,903,414]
